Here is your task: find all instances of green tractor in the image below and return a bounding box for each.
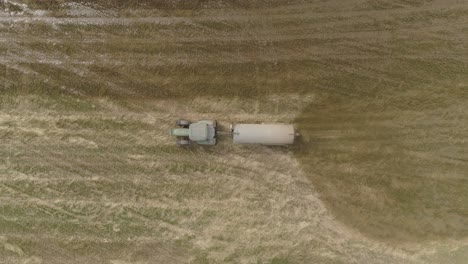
[170,119,217,146]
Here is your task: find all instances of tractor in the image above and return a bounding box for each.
[169,119,217,145]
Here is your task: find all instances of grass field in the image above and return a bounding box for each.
[1,0,467,263]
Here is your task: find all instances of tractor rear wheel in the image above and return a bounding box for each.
[176,120,191,127]
[176,139,190,146]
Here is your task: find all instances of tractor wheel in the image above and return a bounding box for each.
[176,120,191,127]
[176,139,190,146]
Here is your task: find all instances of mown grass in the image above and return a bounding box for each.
[295,57,468,241]
[0,237,189,263]
[1,2,468,263]
[356,0,432,10]
[2,3,467,244]
[23,0,314,10]
[3,60,316,99]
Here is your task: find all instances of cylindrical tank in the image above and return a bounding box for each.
[232,124,296,145]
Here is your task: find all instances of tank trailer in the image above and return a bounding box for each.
[170,119,299,146]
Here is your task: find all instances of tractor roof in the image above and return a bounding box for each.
[189,123,209,141]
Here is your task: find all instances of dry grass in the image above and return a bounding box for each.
[1,0,468,263]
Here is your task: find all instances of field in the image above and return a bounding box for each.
[0,0,467,263]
